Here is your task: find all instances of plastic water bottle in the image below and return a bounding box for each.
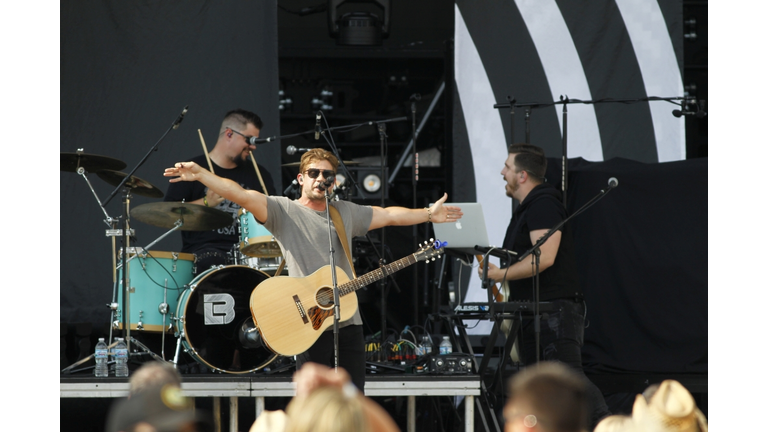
[94,338,109,377]
[114,338,129,377]
[439,336,453,355]
[421,335,434,355]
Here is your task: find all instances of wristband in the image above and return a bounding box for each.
[425,207,432,223]
[204,196,209,207]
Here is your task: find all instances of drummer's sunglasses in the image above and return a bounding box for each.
[304,169,336,180]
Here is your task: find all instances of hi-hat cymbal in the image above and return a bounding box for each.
[61,152,127,173]
[97,170,164,198]
[131,202,233,231]
[281,161,359,167]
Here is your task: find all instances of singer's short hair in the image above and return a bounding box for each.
[299,148,339,174]
[220,108,264,134]
[508,143,546,182]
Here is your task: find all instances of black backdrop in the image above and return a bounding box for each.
[60,1,280,325]
[555,157,708,374]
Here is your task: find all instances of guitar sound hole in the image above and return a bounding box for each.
[316,287,335,308]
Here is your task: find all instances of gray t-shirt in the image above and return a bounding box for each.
[262,196,373,327]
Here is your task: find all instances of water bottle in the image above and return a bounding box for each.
[439,336,453,355]
[94,338,109,377]
[420,335,433,356]
[114,338,129,377]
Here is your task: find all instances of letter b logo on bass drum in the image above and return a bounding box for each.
[203,294,235,325]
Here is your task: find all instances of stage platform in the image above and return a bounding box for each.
[61,374,482,432]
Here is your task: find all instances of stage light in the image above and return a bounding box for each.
[328,0,390,46]
[363,173,381,193]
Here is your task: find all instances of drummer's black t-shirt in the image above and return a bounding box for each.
[502,183,582,301]
[163,154,276,254]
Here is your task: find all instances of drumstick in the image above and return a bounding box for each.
[198,129,215,174]
[249,151,269,196]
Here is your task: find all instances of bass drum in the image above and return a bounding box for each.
[176,265,278,373]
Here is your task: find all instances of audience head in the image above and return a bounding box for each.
[106,383,212,432]
[504,361,588,432]
[285,385,370,432]
[129,361,183,396]
[594,415,636,432]
[631,380,707,432]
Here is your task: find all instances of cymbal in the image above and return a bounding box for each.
[96,170,164,198]
[131,202,233,231]
[61,152,127,173]
[281,161,359,167]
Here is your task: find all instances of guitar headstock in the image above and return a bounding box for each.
[414,238,447,263]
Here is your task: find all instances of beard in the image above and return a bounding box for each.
[232,151,249,167]
[505,177,519,198]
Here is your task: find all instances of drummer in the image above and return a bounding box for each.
[164,109,276,275]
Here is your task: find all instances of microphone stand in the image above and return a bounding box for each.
[514,182,617,363]
[100,105,188,355]
[316,114,406,346]
[322,183,342,371]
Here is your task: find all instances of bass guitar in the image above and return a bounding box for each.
[249,239,445,356]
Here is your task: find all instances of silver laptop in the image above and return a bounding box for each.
[431,202,490,255]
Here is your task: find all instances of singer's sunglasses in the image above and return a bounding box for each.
[228,128,256,145]
[304,169,336,181]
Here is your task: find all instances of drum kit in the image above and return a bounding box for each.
[61,150,286,374]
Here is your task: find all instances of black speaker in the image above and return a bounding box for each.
[338,166,389,200]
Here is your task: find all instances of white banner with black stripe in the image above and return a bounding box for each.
[452,0,684,332]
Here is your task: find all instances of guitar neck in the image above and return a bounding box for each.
[338,254,417,296]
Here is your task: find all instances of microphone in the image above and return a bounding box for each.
[172,106,189,130]
[672,109,696,118]
[286,145,313,155]
[316,177,335,191]
[246,136,278,145]
[314,111,322,140]
[409,93,421,102]
[607,177,619,188]
[474,246,518,259]
[283,179,299,196]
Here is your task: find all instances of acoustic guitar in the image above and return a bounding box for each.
[249,239,446,356]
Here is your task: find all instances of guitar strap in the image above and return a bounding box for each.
[328,205,357,278]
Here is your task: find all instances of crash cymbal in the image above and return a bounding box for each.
[61,152,127,173]
[281,161,359,167]
[96,170,164,198]
[131,202,233,231]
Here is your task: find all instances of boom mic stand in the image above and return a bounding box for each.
[101,105,188,357]
[315,113,408,345]
[514,178,618,362]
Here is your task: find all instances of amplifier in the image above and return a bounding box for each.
[427,353,474,375]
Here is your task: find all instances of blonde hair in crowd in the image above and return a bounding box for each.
[285,386,370,432]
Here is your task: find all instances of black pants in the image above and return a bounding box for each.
[519,299,611,429]
[295,325,366,391]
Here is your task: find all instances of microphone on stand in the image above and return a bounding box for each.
[246,136,278,145]
[315,112,322,140]
[316,177,335,191]
[607,177,618,188]
[286,145,313,155]
[172,106,189,130]
[283,179,299,196]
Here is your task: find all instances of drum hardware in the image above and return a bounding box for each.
[131,201,233,232]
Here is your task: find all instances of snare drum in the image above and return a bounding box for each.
[229,245,287,276]
[238,208,282,258]
[175,265,278,373]
[116,249,195,333]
